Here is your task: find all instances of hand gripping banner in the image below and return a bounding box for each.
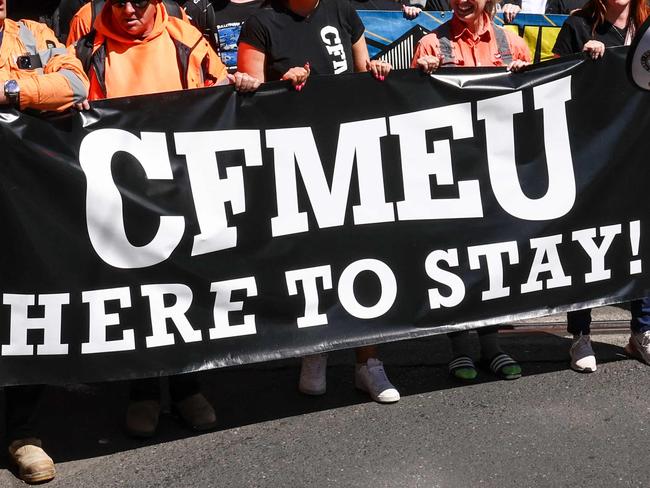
[0,48,649,385]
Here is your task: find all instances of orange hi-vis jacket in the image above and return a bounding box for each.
[411,14,531,68]
[0,19,89,111]
[66,0,190,46]
[82,3,228,100]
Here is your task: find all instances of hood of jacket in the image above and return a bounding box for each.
[95,1,168,45]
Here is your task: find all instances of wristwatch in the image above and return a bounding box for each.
[4,80,20,107]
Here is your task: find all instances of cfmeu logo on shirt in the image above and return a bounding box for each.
[628,16,650,90]
[320,26,348,74]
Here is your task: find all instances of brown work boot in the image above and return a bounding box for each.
[8,438,56,484]
[125,400,160,438]
[174,393,217,431]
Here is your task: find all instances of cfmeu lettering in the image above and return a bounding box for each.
[80,77,575,270]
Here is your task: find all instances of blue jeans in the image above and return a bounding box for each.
[567,297,650,335]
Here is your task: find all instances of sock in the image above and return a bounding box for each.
[478,330,503,359]
[448,331,473,358]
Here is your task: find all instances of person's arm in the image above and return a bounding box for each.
[411,34,442,73]
[351,36,370,72]
[505,30,532,71]
[352,36,391,79]
[348,5,391,79]
[17,21,89,111]
[237,42,267,82]
[200,40,260,92]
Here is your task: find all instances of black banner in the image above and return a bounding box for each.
[1,48,649,385]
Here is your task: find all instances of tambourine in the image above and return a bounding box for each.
[627,16,650,90]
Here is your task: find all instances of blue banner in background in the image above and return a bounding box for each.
[359,11,568,67]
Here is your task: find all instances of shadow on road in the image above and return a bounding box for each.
[0,330,631,468]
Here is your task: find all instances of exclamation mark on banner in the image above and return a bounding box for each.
[630,220,642,274]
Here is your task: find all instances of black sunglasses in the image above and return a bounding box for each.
[110,0,151,8]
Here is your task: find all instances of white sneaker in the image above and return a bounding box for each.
[299,354,327,395]
[355,358,400,403]
[569,334,597,372]
[625,330,650,365]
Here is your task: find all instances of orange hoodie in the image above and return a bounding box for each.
[86,2,227,100]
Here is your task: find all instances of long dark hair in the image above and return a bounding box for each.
[579,0,650,35]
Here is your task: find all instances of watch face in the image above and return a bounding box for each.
[5,80,19,95]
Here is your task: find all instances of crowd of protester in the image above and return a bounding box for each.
[1,0,649,483]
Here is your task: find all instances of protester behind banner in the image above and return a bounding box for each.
[74,0,259,437]
[237,0,400,403]
[0,0,89,482]
[553,0,647,57]
[411,0,530,382]
[551,0,650,372]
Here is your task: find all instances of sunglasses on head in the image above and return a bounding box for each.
[110,0,151,8]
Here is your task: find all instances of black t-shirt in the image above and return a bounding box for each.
[553,13,627,56]
[239,0,366,80]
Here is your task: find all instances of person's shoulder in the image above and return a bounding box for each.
[417,31,441,49]
[430,20,453,41]
[16,18,61,43]
[495,23,525,42]
[74,2,92,19]
[240,0,285,29]
[166,15,205,45]
[563,11,591,30]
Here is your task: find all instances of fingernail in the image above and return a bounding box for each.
[380,75,385,81]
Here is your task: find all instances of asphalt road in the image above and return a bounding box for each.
[1,306,648,488]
